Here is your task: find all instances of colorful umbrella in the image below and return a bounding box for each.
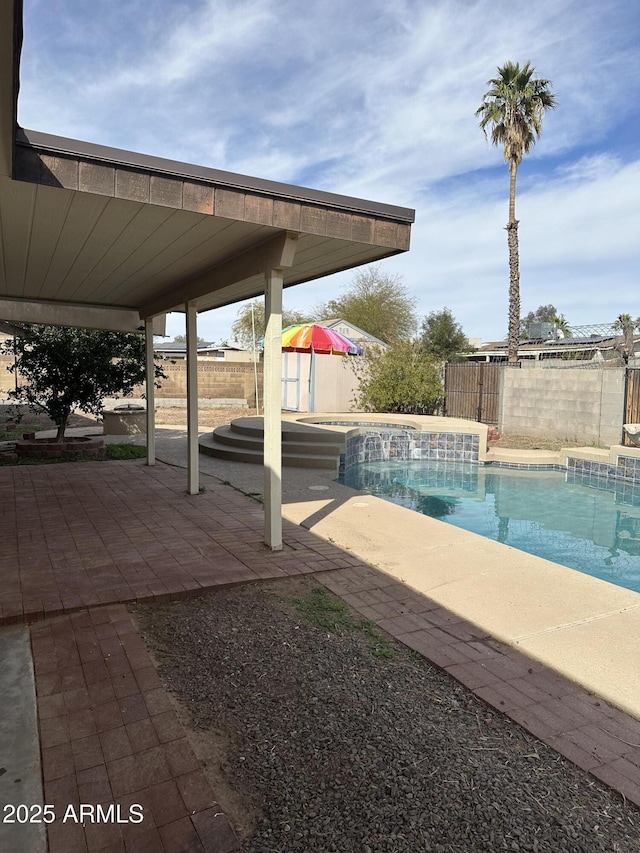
[280,323,363,355]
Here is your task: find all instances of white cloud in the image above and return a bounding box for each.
[16,0,640,347]
[555,154,623,184]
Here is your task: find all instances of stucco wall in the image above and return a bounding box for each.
[499,366,626,447]
[313,354,361,413]
[282,351,362,413]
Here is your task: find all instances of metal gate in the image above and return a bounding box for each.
[444,362,504,424]
[624,368,640,445]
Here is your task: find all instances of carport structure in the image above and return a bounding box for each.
[0,0,414,549]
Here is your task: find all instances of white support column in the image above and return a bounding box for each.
[186,302,199,495]
[263,269,284,550]
[144,318,156,466]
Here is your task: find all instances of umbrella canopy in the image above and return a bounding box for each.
[281,324,363,355]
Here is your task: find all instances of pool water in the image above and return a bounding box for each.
[340,460,640,593]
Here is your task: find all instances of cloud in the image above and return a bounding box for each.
[16,0,640,348]
[555,154,623,184]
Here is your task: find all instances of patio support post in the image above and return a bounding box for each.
[144,317,156,466]
[264,268,284,550]
[186,301,199,495]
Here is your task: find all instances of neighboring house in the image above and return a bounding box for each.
[321,319,388,349]
[205,346,258,363]
[154,341,257,362]
[465,330,640,365]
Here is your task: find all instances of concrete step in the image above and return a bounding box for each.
[486,447,561,466]
[212,424,342,457]
[199,434,339,471]
[230,416,344,446]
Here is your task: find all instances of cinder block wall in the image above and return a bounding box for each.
[140,361,263,406]
[1,355,264,406]
[499,366,625,447]
[0,355,15,395]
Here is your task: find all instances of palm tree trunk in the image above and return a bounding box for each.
[506,160,520,364]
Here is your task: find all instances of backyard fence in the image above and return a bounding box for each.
[443,362,507,424]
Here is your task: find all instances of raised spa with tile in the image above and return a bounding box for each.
[320,414,640,594]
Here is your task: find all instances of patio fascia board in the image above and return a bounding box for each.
[0,1,21,177]
[0,297,166,335]
[14,128,415,228]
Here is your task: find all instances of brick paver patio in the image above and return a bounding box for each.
[32,605,241,853]
[1,459,640,851]
[0,461,358,627]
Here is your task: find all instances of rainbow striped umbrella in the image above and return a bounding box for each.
[280,324,363,355]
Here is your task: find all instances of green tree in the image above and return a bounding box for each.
[520,304,558,338]
[2,325,165,441]
[476,61,557,362]
[314,265,417,344]
[551,313,571,338]
[172,334,206,344]
[353,341,442,414]
[231,301,312,349]
[420,308,473,362]
[520,305,572,339]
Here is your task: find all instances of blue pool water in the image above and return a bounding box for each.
[340,460,640,593]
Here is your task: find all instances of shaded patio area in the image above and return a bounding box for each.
[0,461,359,627]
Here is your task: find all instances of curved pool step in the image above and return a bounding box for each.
[198,417,343,472]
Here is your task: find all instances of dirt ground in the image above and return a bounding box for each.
[155,405,258,428]
[0,403,256,437]
[487,433,587,451]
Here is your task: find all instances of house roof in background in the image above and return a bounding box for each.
[154,341,217,352]
[322,318,388,346]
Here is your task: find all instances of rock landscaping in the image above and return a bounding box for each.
[133,578,640,853]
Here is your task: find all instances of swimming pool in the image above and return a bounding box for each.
[340,460,640,593]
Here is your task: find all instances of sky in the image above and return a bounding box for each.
[16,0,640,345]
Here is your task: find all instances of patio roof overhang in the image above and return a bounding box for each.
[1,2,413,333]
[0,0,414,549]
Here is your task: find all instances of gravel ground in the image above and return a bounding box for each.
[132,578,640,853]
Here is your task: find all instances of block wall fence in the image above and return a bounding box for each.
[498,366,626,447]
[0,356,263,407]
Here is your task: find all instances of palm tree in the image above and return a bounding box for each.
[552,313,571,338]
[476,61,557,362]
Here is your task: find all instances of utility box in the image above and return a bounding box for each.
[528,322,556,340]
